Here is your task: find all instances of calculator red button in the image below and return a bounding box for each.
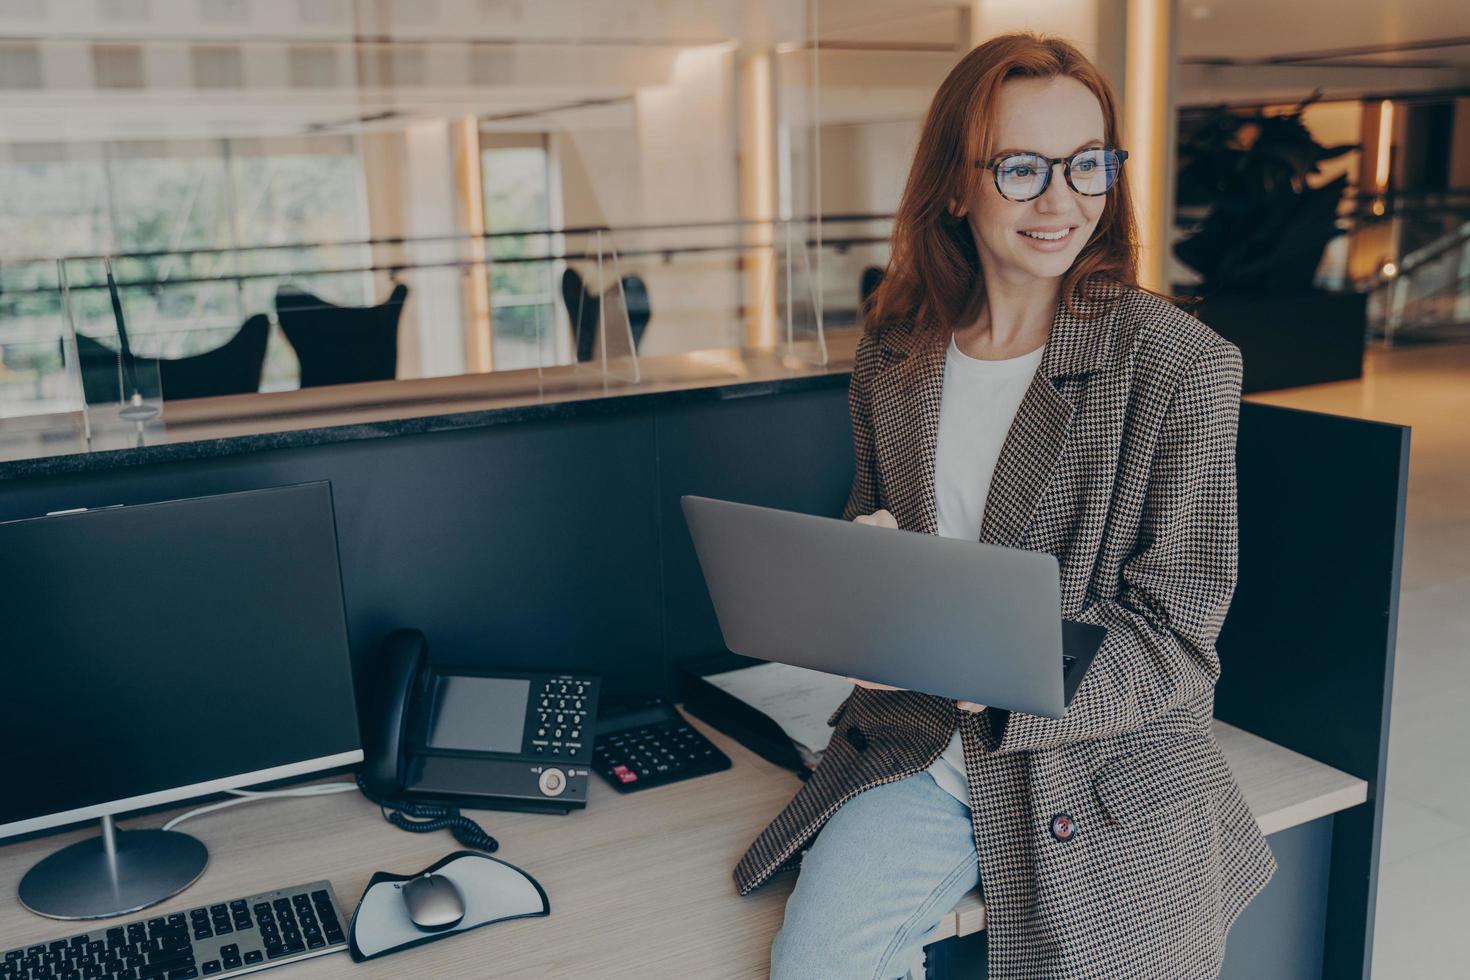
[612,765,637,783]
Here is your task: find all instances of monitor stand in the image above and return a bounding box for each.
[18,815,208,920]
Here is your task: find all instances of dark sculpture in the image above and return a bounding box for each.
[1174,91,1358,296]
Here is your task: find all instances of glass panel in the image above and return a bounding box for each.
[0,264,88,461]
[0,0,836,433]
[780,222,827,368]
[491,304,553,372]
[58,257,165,451]
[819,214,893,329]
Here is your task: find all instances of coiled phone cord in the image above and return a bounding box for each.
[355,774,499,853]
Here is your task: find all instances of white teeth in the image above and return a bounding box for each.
[1021,228,1071,241]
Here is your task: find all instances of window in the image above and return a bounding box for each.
[480,134,559,370]
[0,135,369,412]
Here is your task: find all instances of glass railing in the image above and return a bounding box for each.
[1370,219,1470,345]
[0,259,170,462]
[0,214,892,459]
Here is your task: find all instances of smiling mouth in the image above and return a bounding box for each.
[1018,227,1074,241]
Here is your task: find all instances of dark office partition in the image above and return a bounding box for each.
[1196,291,1367,393]
[1215,402,1410,980]
[0,415,667,705]
[654,387,855,668]
[0,389,862,706]
[1219,816,1334,980]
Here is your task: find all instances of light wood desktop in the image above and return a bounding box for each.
[0,714,1365,979]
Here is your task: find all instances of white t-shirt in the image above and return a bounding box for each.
[924,332,1046,807]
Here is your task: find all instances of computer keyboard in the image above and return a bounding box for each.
[2,880,347,980]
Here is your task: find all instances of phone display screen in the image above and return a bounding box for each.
[426,674,530,754]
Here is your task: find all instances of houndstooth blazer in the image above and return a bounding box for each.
[733,280,1278,979]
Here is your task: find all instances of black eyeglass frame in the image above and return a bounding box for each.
[976,147,1129,202]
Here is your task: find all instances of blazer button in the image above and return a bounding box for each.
[845,726,868,752]
[1050,812,1077,843]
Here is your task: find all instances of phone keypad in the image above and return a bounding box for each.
[531,677,593,760]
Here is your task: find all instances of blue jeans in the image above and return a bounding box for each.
[770,771,981,980]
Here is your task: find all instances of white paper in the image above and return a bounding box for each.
[702,662,854,755]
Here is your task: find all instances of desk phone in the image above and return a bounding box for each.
[361,629,601,815]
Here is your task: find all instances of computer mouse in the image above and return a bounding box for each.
[401,873,466,931]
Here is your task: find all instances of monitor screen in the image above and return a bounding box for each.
[0,483,362,838]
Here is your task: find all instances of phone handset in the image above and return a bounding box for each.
[360,628,425,799]
[357,628,498,852]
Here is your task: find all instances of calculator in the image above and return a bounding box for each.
[592,701,732,792]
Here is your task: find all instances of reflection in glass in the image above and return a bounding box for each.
[0,0,890,428]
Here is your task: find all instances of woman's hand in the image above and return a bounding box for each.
[848,677,986,715]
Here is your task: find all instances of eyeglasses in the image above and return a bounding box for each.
[977,147,1128,202]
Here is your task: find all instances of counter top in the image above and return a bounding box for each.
[0,332,858,482]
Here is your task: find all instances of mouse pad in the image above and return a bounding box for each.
[347,851,550,962]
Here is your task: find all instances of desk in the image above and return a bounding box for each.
[0,715,1365,978]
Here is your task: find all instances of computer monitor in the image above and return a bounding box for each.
[0,482,362,920]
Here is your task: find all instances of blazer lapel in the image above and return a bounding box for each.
[979,286,1116,548]
[865,284,1116,545]
[867,317,947,535]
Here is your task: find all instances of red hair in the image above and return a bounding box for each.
[866,32,1150,334]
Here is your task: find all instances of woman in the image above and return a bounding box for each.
[735,33,1277,980]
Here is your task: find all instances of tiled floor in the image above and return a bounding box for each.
[1247,339,1470,978]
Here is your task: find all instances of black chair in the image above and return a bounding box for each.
[72,313,270,404]
[275,283,407,388]
[160,313,269,400]
[562,268,596,362]
[860,266,884,305]
[622,274,651,348]
[561,268,649,363]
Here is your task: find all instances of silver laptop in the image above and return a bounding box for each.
[681,495,1105,719]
